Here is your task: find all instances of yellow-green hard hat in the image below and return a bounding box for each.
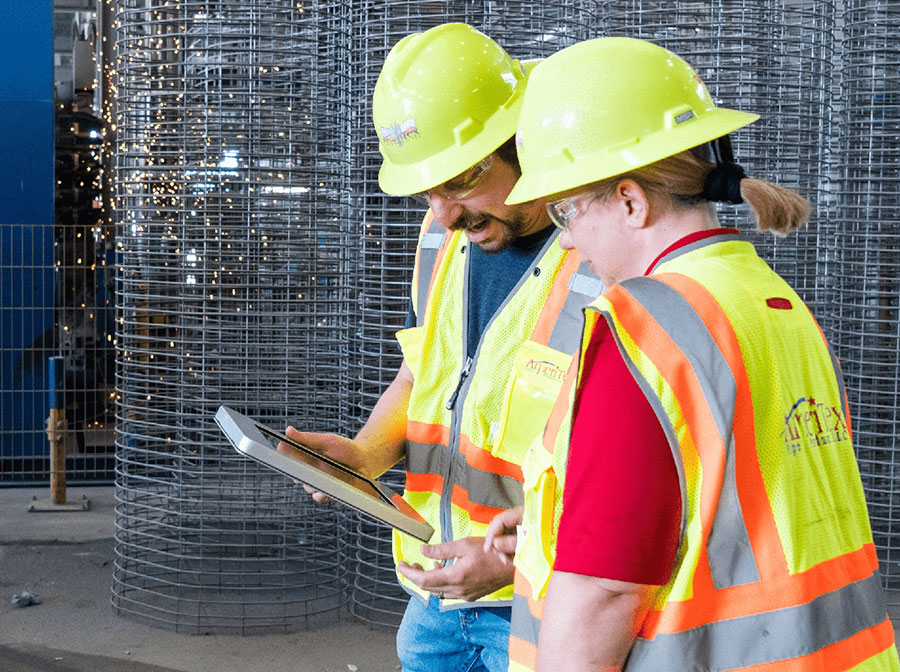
[373,23,529,196]
[506,37,760,204]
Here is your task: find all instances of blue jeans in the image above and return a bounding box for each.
[396,596,512,672]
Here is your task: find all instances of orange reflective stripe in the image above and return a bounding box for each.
[640,543,881,636]
[509,635,538,671]
[407,419,449,446]
[541,353,580,456]
[734,619,895,672]
[514,571,545,620]
[404,471,443,496]
[655,272,789,586]
[450,484,504,525]
[458,434,523,482]
[530,251,581,346]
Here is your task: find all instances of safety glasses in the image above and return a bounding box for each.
[546,192,594,231]
[413,155,493,205]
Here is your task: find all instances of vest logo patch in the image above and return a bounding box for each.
[524,359,566,384]
[782,397,849,456]
[380,118,419,146]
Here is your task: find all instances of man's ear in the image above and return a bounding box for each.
[613,179,650,229]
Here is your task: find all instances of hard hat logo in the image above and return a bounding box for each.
[380,118,419,146]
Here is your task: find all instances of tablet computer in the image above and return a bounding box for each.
[215,405,434,542]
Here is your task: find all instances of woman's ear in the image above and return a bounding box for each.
[613,179,651,229]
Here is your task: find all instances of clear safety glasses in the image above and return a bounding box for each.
[546,192,594,231]
[412,155,493,205]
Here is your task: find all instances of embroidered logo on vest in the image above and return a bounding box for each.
[782,397,849,456]
[524,359,566,383]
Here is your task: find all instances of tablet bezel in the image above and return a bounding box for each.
[215,405,434,542]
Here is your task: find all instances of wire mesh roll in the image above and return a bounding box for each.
[112,0,352,634]
[600,1,836,321]
[345,0,599,629]
[830,1,900,609]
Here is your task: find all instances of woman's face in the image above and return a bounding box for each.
[556,193,629,287]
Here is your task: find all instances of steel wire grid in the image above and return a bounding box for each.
[600,1,836,322]
[111,0,353,633]
[830,1,900,608]
[346,0,600,629]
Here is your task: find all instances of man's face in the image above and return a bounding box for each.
[423,155,548,253]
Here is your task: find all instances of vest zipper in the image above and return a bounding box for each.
[438,356,474,558]
[445,356,473,410]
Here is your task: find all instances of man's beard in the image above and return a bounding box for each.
[473,212,531,254]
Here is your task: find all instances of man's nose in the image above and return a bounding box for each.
[558,230,573,251]
[428,195,464,228]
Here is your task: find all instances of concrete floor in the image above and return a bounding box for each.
[0,486,400,672]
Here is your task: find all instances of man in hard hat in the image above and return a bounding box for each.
[282,23,601,672]
[485,37,899,671]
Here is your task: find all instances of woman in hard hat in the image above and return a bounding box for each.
[485,37,899,671]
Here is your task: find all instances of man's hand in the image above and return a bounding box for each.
[277,427,369,503]
[397,536,516,602]
[483,506,523,563]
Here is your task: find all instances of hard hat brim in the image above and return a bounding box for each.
[506,108,760,204]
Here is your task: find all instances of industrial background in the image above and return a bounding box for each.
[1,0,897,638]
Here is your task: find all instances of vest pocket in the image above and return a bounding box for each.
[516,440,557,600]
[491,340,571,464]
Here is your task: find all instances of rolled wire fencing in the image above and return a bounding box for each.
[111,0,352,633]
[830,1,900,611]
[599,0,836,321]
[345,0,600,629]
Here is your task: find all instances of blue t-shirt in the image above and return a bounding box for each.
[406,225,556,358]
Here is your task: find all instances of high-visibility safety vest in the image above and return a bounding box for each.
[393,212,604,607]
[510,231,899,670]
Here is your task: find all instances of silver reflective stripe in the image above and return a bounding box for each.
[620,277,759,589]
[407,440,449,480]
[415,223,447,327]
[827,344,850,426]
[709,433,759,589]
[568,268,605,298]
[407,440,523,510]
[626,571,889,671]
[547,263,604,353]
[420,232,446,250]
[510,592,542,645]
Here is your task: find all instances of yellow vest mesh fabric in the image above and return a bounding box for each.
[656,240,873,574]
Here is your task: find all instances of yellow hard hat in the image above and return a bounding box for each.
[373,23,529,196]
[506,37,760,204]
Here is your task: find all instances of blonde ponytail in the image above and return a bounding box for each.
[739,177,811,236]
[589,148,812,235]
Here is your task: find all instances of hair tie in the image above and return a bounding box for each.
[700,162,746,204]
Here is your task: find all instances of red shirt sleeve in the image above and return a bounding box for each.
[553,319,682,586]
